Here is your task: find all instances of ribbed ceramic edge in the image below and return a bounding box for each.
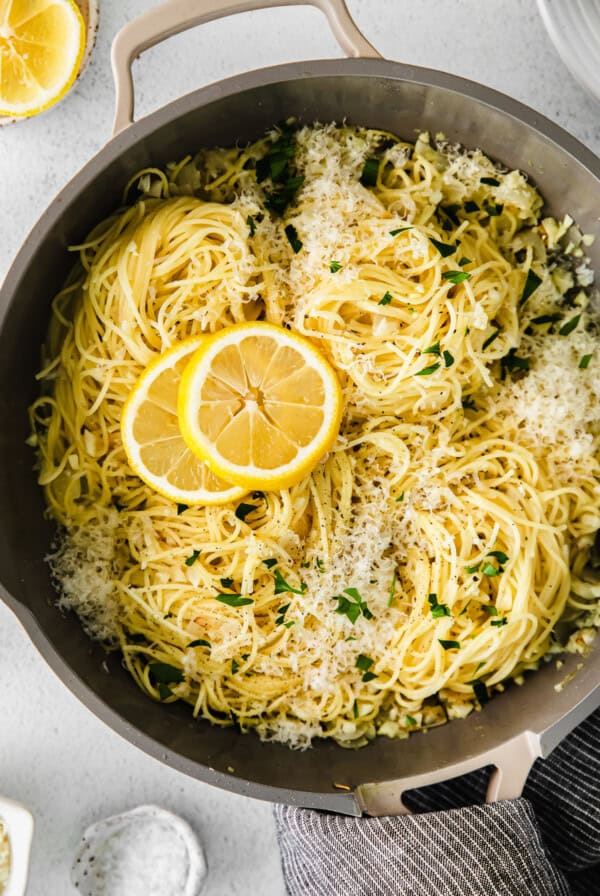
[537,0,600,103]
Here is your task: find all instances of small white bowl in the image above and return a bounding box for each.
[0,796,34,896]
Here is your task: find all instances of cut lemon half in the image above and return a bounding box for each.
[121,338,247,506]
[178,322,343,490]
[0,0,86,118]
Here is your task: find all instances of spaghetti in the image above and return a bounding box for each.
[30,123,600,747]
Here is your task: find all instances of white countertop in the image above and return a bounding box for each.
[1,2,599,893]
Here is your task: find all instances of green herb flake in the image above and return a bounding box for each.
[300,561,310,568]
[472,678,489,705]
[482,327,503,350]
[235,502,257,522]
[531,313,562,325]
[273,568,307,596]
[220,576,234,589]
[458,256,472,267]
[150,662,184,700]
[579,353,593,369]
[390,226,413,236]
[491,617,508,626]
[360,157,380,187]
[443,350,454,368]
[316,557,326,573]
[247,215,256,237]
[283,620,295,629]
[329,260,342,273]
[484,202,503,217]
[459,601,471,616]
[405,715,417,726]
[188,638,211,649]
[388,572,397,607]
[462,396,477,411]
[378,291,393,306]
[396,492,405,503]
[430,237,457,258]
[558,314,581,336]
[216,593,254,607]
[334,587,373,624]
[262,558,278,569]
[423,341,441,356]
[480,176,500,186]
[231,659,239,675]
[442,270,471,284]
[483,605,499,616]
[356,654,374,672]
[353,700,359,719]
[362,671,378,682]
[519,269,542,306]
[185,549,201,567]
[415,362,441,376]
[482,562,501,577]
[487,550,509,564]
[285,224,303,254]
[275,602,291,625]
[463,201,479,213]
[428,593,451,618]
[501,349,529,378]
[176,503,188,515]
[438,639,460,650]
[466,562,481,574]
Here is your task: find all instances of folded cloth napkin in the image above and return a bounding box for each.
[274,707,600,896]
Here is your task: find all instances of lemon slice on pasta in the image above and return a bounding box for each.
[0,0,86,118]
[121,338,247,505]
[178,322,343,490]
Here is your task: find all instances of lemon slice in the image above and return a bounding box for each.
[0,0,86,118]
[121,338,247,506]
[178,322,343,490]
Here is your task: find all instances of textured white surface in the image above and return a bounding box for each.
[0,1,599,894]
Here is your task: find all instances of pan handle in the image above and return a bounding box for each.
[355,731,540,816]
[110,0,381,135]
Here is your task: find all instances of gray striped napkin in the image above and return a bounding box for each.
[275,708,600,896]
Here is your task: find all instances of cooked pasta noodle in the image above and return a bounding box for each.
[30,124,600,747]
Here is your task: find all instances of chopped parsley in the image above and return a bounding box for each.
[275,603,291,625]
[188,638,211,649]
[487,550,509,564]
[466,562,481,574]
[482,562,501,577]
[185,549,201,567]
[316,557,326,573]
[519,269,542,306]
[483,202,503,217]
[442,270,471,284]
[378,291,393,306]
[415,362,441,376]
[356,654,377,682]
[462,396,477,411]
[285,224,303,254]
[360,157,380,187]
[458,256,472,267]
[216,593,254,607]
[333,587,373,624]
[463,201,479,213]
[176,503,188,515]
[430,237,457,258]
[231,659,239,675]
[559,314,581,336]
[262,558,278,569]
[531,313,562,325]
[472,679,489,705]
[390,226,412,236]
[423,341,441,355]
[491,617,508,626]
[235,502,258,522]
[396,492,405,502]
[388,572,397,607]
[247,215,256,237]
[220,576,234,589]
[300,561,310,568]
[329,260,342,273]
[273,568,307,595]
[482,327,503,350]
[149,662,184,700]
[255,129,305,215]
[405,715,417,726]
[480,176,500,186]
[483,605,499,616]
[443,350,454,368]
[438,639,460,650]
[579,353,593,369]
[501,348,529,378]
[428,593,451,618]
[353,700,359,718]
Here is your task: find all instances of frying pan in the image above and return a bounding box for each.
[1,0,599,817]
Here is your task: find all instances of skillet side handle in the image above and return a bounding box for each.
[111,0,381,136]
[355,732,540,816]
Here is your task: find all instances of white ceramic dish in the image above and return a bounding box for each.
[0,796,34,896]
[537,0,600,103]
